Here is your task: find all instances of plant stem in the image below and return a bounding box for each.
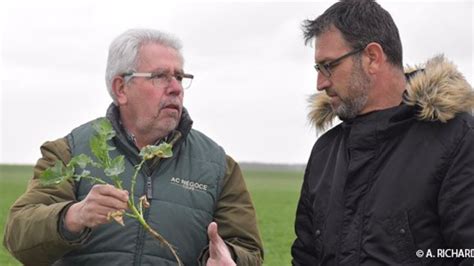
[130,160,146,208]
[124,212,136,219]
[112,176,123,190]
[129,203,182,266]
[81,176,107,184]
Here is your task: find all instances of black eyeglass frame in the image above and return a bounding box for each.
[314,47,365,78]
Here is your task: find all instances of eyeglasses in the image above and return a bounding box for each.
[122,71,194,89]
[314,48,364,78]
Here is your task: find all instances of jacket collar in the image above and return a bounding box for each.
[308,55,474,131]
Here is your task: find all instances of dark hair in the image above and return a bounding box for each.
[303,0,403,69]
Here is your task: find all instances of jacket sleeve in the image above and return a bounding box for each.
[291,160,319,265]
[438,125,474,260]
[3,137,86,265]
[198,155,264,266]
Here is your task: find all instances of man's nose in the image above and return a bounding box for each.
[166,77,183,95]
[317,73,331,92]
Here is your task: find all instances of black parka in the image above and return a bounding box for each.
[292,56,474,265]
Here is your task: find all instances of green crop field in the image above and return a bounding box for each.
[0,165,33,266]
[0,164,304,265]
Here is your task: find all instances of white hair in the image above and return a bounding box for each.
[105,28,184,103]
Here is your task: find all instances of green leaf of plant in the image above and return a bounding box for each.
[74,169,91,181]
[39,161,71,186]
[90,118,117,167]
[92,118,115,140]
[69,154,94,169]
[90,161,102,168]
[139,143,173,160]
[104,155,125,177]
[64,164,75,179]
[90,134,108,166]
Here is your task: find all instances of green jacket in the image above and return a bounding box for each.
[4,105,263,265]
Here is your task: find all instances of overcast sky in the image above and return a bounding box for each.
[1,0,472,165]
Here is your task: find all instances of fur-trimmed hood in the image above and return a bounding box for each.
[308,55,474,131]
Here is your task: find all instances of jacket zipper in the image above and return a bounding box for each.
[146,175,153,200]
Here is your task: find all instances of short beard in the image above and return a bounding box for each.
[335,57,370,120]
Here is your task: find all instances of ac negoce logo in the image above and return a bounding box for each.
[170,177,208,192]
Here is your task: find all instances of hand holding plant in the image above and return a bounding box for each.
[40,118,182,265]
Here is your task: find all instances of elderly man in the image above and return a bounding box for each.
[4,28,263,266]
[292,0,474,265]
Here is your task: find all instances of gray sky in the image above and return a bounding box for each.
[1,0,473,165]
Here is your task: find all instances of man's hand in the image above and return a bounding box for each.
[207,222,236,266]
[64,184,129,233]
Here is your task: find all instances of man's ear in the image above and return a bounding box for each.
[112,76,128,105]
[363,42,385,75]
